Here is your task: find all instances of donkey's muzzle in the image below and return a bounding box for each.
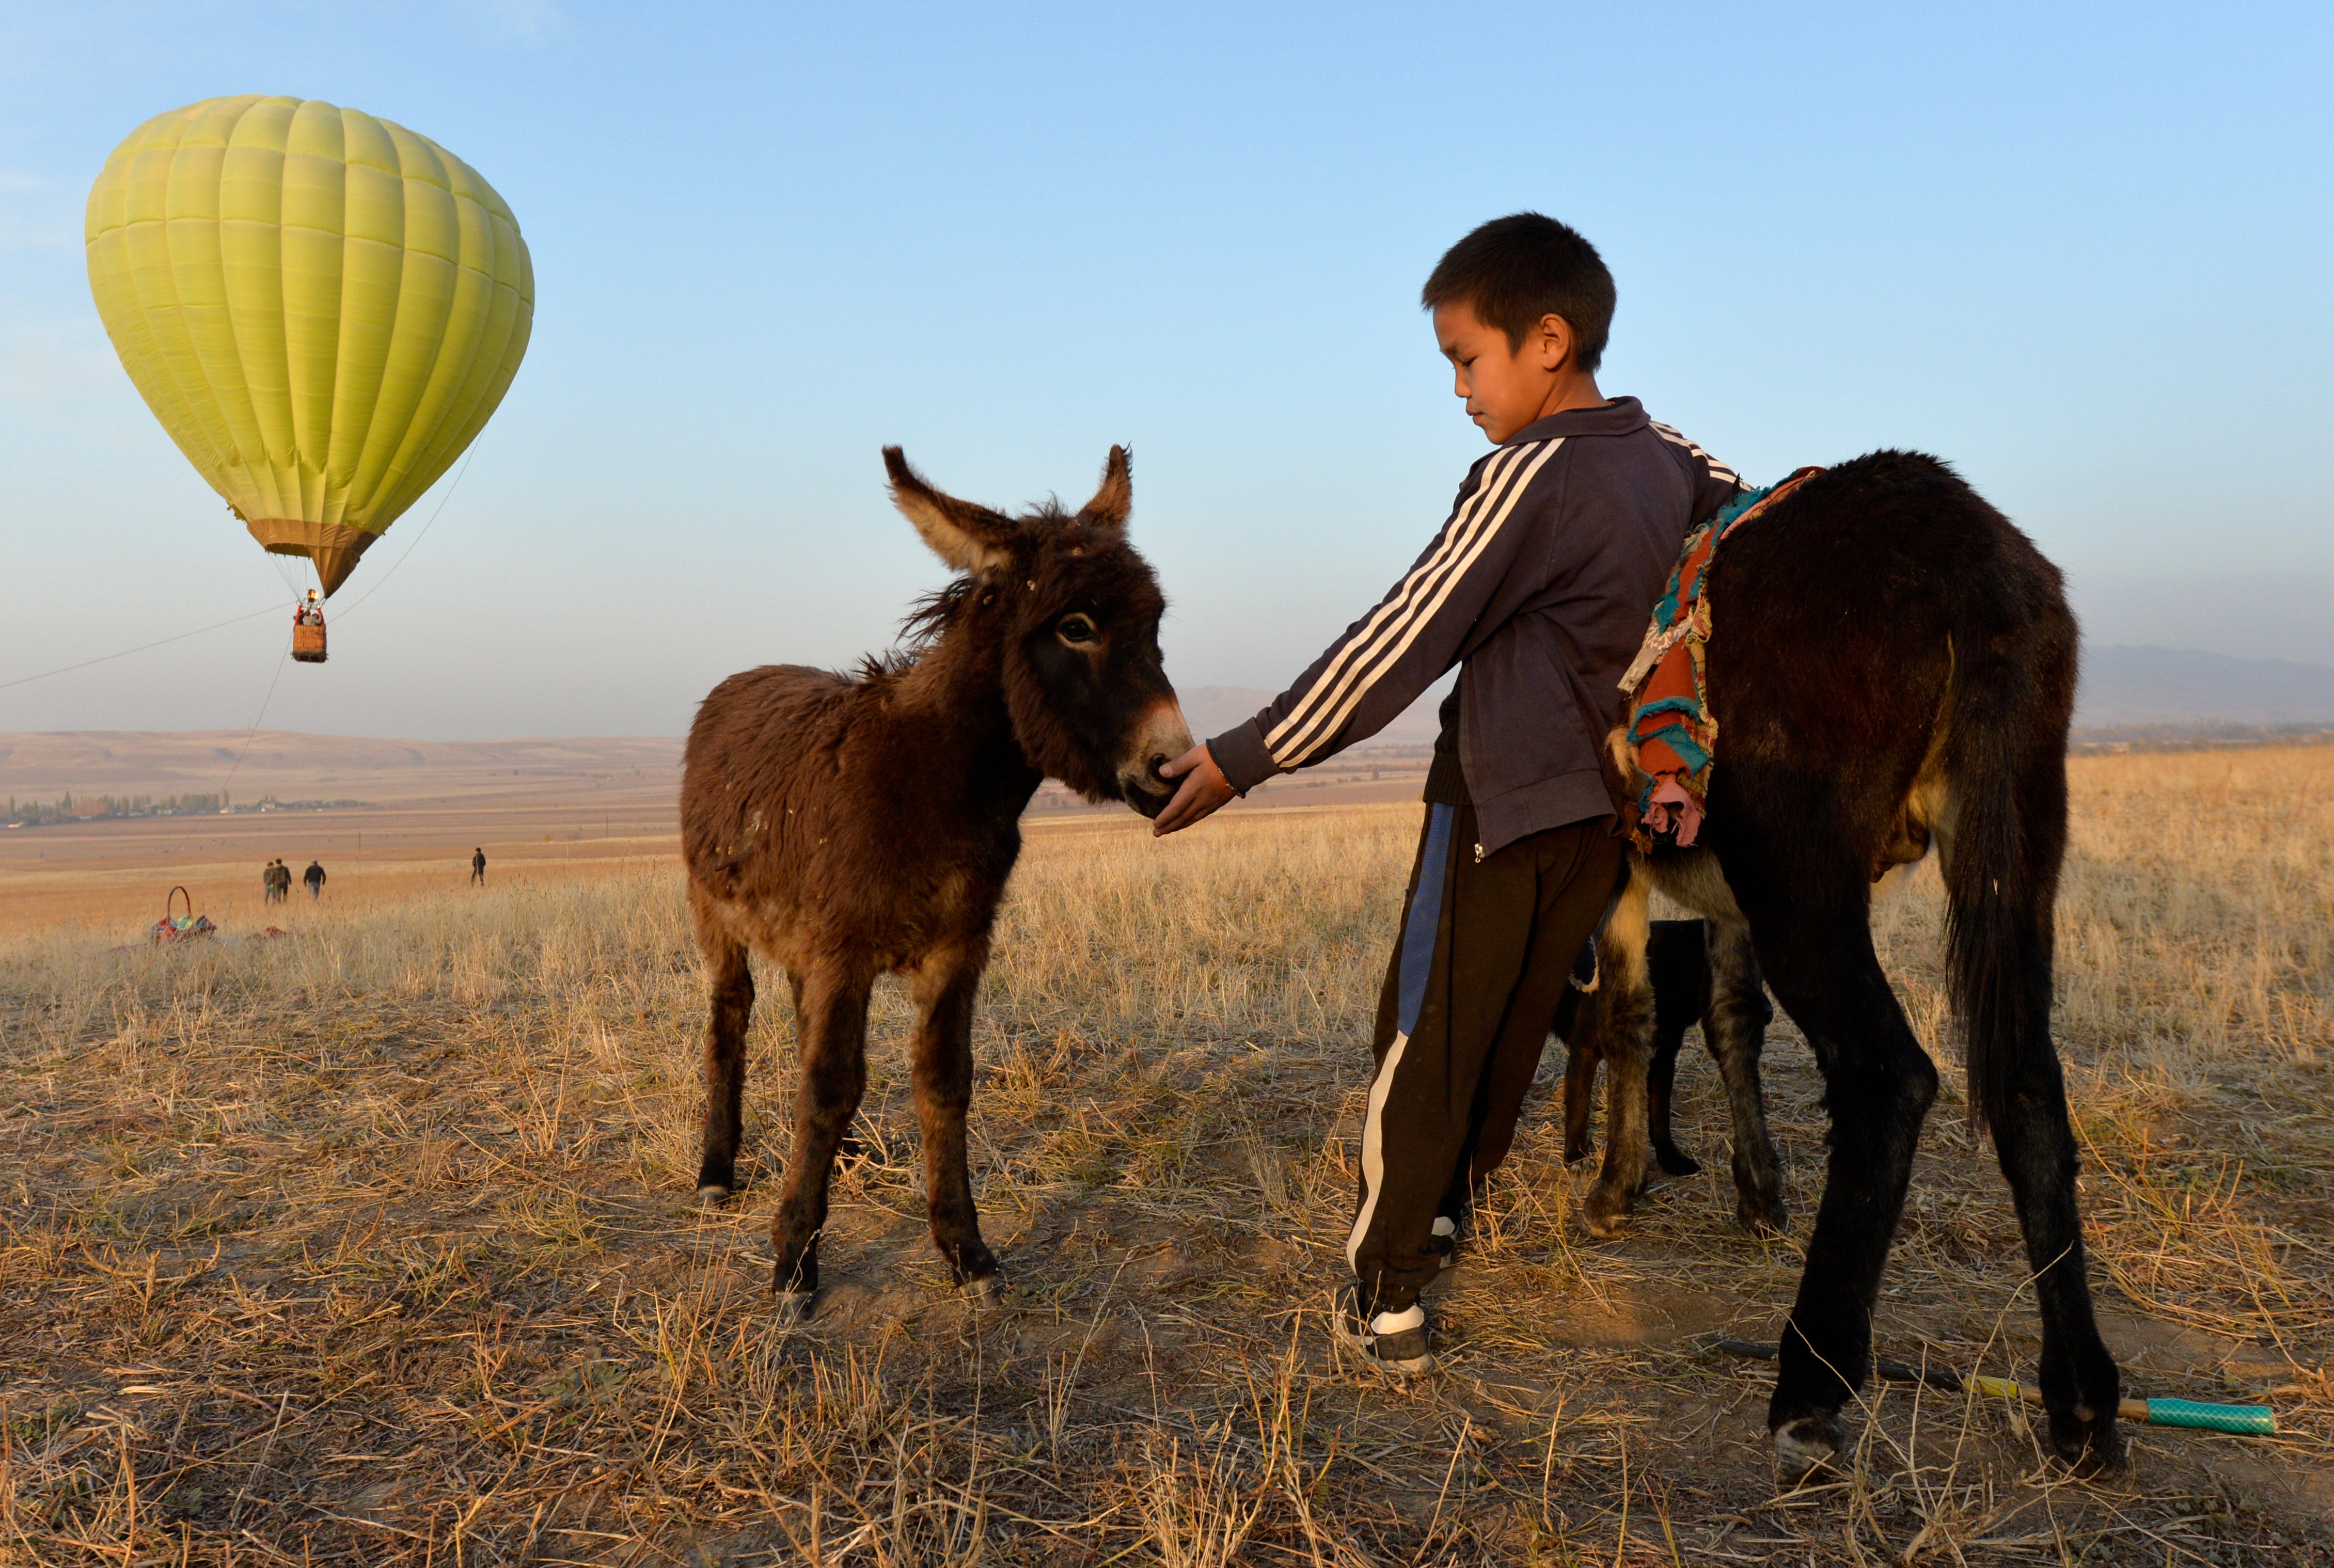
[1118,698,1194,820]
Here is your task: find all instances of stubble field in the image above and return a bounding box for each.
[4,747,2332,1564]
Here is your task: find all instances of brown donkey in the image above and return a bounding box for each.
[682,446,1190,1320]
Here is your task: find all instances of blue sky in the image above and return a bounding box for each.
[2,2,2327,738]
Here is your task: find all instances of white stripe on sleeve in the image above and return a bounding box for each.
[1263,442,1536,756]
[1649,420,1738,486]
[1265,441,1552,766]
[1277,438,1564,767]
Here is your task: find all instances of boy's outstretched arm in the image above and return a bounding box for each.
[1152,743,1233,835]
[1155,440,1560,840]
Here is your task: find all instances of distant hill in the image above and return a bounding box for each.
[9,646,2311,803]
[0,731,682,805]
[2074,646,2334,730]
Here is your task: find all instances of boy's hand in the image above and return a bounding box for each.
[1152,743,1234,836]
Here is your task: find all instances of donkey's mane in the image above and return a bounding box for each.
[901,576,980,646]
[855,576,981,682]
[857,503,1079,682]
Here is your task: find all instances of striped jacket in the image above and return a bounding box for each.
[1207,397,1741,858]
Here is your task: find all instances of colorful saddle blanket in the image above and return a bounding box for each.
[1619,466,1825,850]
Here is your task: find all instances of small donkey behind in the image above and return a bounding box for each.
[1558,918,1777,1219]
[681,447,1191,1319]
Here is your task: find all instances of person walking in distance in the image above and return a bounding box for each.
[303,859,326,900]
[260,859,276,905]
[471,847,487,885]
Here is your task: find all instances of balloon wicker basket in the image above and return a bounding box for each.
[292,623,327,663]
[149,886,216,944]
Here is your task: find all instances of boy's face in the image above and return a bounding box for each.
[1433,299,1575,444]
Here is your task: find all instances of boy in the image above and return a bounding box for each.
[1153,213,1741,1375]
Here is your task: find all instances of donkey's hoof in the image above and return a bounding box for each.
[2048,1411,2127,1477]
[1736,1193,1789,1239]
[1579,1185,1635,1239]
[696,1183,733,1206]
[946,1239,1001,1289]
[1654,1143,1702,1177]
[772,1256,818,1313]
[1772,1414,1850,1487]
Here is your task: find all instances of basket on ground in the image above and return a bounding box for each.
[149,886,216,943]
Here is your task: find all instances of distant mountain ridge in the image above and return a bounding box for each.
[0,731,682,804]
[2074,645,2334,729]
[4,646,2317,799]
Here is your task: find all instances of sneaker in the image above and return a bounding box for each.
[1331,1282,1435,1376]
[1427,1214,1459,1271]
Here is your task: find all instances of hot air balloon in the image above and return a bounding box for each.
[85,96,533,657]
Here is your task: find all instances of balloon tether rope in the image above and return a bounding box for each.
[150,639,292,861]
[218,644,291,801]
[0,605,281,693]
[334,446,478,619]
[1,444,480,694]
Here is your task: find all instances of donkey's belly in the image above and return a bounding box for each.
[696,882,814,970]
[701,847,987,979]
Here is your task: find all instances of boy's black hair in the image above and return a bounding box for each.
[1422,213,1615,373]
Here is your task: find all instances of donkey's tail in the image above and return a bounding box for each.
[1941,616,2075,1138]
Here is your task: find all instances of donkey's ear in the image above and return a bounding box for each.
[885,447,1017,574]
[1076,445,1132,534]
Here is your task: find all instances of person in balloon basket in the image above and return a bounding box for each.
[296,589,324,628]
[1149,214,1744,1377]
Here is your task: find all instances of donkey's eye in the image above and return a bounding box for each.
[1057,614,1099,645]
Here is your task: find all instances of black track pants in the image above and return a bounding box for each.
[1346,802,1626,1310]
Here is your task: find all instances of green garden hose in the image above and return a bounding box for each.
[1711,1340,2276,1436]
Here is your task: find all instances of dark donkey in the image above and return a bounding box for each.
[1578,451,2123,1481]
[1557,918,1773,1181]
[682,447,1190,1319]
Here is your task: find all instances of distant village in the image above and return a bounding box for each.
[3,792,369,828]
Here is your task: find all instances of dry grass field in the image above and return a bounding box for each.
[4,747,2332,1564]
[0,730,1426,939]
[0,731,689,938]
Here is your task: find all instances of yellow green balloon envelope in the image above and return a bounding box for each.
[86,96,533,595]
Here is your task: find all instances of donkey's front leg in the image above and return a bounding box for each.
[909,945,1000,1297]
[1705,921,1787,1236]
[770,960,873,1317]
[1582,878,1655,1237]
